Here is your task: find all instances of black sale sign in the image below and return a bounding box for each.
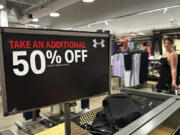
[0,28,110,115]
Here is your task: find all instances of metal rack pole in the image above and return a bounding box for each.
[64,102,71,135]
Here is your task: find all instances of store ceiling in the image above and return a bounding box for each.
[7,0,54,15]
[7,0,53,24]
[4,0,180,34]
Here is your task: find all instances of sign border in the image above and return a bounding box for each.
[0,27,111,116]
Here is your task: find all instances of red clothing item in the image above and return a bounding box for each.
[119,38,128,51]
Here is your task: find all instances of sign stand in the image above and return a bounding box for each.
[32,111,37,121]
[64,102,71,135]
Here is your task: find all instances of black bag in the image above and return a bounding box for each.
[91,94,142,134]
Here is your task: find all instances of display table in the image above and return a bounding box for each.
[149,126,173,135]
[36,122,91,135]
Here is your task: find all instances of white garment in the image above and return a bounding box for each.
[154,40,160,59]
[124,70,131,87]
[131,53,141,86]
[112,53,124,77]
[123,53,141,87]
[127,41,135,51]
[123,53,132,87]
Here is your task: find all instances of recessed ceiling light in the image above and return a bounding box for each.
[82,0,95,3]
[50,12,60,17]
[32,18,39,22]
[0,4,4,9]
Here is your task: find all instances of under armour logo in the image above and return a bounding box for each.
[93,39,105,48]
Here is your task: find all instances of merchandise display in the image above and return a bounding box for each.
[112,52,149,87]
[90,94,142,134]
[72,89,180,135]
[139,52,149,84]
[111,42,120,55]
[148,59,161,81]
[112,53,124,77]
[142,41,152,57]
[151,34,163,58]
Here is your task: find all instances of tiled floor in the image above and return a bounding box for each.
[0,96,51,135]
[0,79,156,135]
[0,96,23,135]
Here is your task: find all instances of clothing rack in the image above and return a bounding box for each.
[116,50,147,54]
[112,51,149,89]
[130,36,152,41]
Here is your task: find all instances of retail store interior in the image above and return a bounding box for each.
[0,0,180,135]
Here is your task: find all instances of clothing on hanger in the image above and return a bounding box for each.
[112,51,148,87]
[124,53,132,71]
[112,53,124,77]
[140,52,149,84]
[127,41,135,51]
[112,42,119,55]
[151,34,162,57]
[131,53,141,86]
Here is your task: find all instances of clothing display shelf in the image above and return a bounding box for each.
[130,36,152,41]
[116,50,146,54]
[148,59,161,81]
[72,89,172,134]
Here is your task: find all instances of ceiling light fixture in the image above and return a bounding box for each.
[138,4,180,15]
[82,0,95,3]
[0,4,4,9]
[64,28,73,30]
[169,18,175,22]
[131,33,136,37]
[163,8,168,14]
[88,19,112,27]
[32,18,39,22]
[50,12,60,17]
[138,8,163,15]
[138,32,146,36]
[87,25,91,28]
[105,21,109,26]
[168,5,180,9]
